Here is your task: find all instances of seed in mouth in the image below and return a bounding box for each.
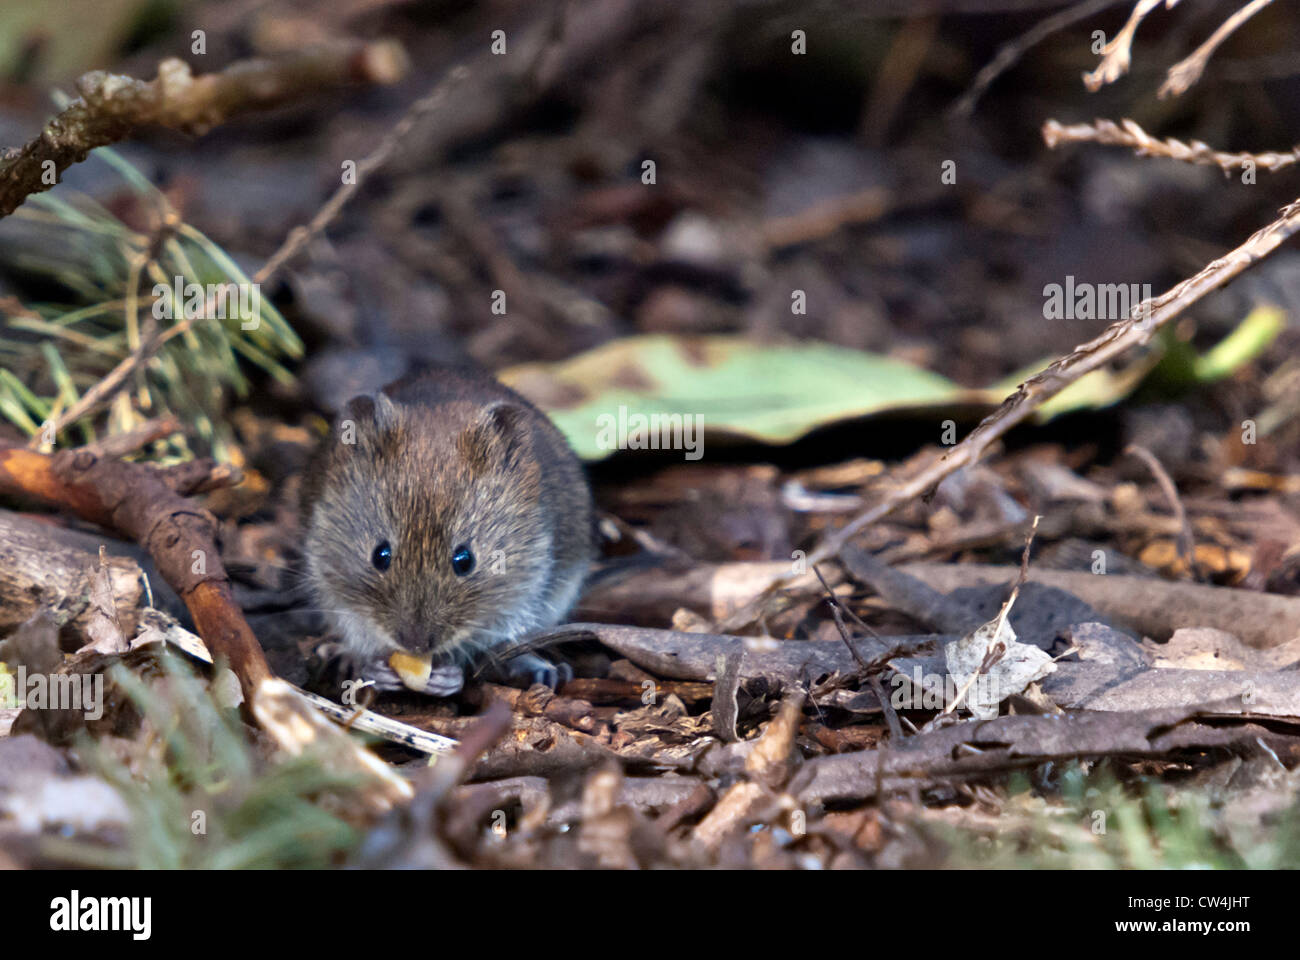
[389,650,433,692]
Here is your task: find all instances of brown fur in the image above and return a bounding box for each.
[301,367,595,667]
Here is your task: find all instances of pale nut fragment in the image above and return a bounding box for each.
[389,650,434,692]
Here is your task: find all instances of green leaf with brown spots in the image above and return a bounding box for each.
[499,335,976,461]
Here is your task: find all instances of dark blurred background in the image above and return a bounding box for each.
[0,0,1297,446]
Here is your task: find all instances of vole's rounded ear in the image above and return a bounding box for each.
[338,391,398,436]
[460,401,528,468]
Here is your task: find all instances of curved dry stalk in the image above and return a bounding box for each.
[256,65,471,284]
[1083,0,1180,92]
[1125,444,1194,571]
[1042,117,1300,174]
[716,196,1300,633]
[1159,0,1275,98]
[951,0,1119,118]
[0,42,407,218]
[0,443,411,805]
[39,64,471,440]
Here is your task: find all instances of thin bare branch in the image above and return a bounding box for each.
[1125,444,1195,572]
[40,63,470,440]
[0,41,408,218]
[717,196,1300,632]
[1083,0,1181,92]
[951,0,1120,118]
[1159,0,1274,98]
[1042,117,1300,174]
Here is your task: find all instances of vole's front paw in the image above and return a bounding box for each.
[419,663,466,697]
[503,652,573,690]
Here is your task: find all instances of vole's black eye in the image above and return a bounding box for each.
[450,544,475,576]
[371,541,392,572]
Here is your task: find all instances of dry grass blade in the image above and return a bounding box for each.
[36,66,472,444]
[951,0,1118,118]
[1083,0,1179,92]
[1125,444,1194,572]
[716,196,1300,633]
[816,196,1300,560]
[257,65,471,284]
[1159,0,1275,98]
[1043,117,1300,174]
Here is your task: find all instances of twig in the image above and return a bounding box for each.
[798,705,1280,806]
[154,459,243,495]
[812,199,1300,565]
[812,566,876,664]
[1125,444,1194,573]
[255,65,470,284]
[716,195,1300,633]
[297,689,458,755]
[0,441,411,804]
[1012,515,1040,595]
[816,567,868,671]
[43,334,157,441]
[41,62,470,440]
[0,42,408,218]
[1159,0,1274,98]
[0,444,269,701]
[806,572,927,731]
[1042,117,1300,174]
[75,415,181,459]
[941,641,1005,718]
[1083,0,1181,92]
[951,0,1121,118]
[868,674,903,741]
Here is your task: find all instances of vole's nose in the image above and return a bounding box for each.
[397,627,433,652]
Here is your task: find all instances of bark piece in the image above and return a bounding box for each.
[901,562,1300,648]
[557,622,945,685]
[796,707,1295,805]
[0,512,145,644]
